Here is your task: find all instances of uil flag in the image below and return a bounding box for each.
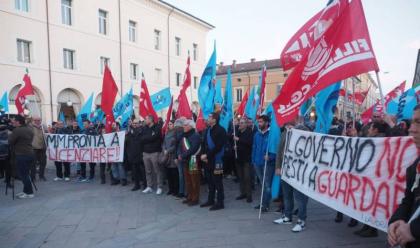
[113,88,133,129]
[214,79,224,105]
[314,81,341,134]
[15,74,35,114]
[162,96,174,135]
[139,74,158,122]
[220,68,233,131]
[198,42,217,119]
[387,86,420,121]
[77,93,94,129]
[101,66,118,132]
[244,85,257,121]
[150,87,172,111]
[273,0,379,125]
[280,0,349,70]
[236,88,249,116]
[0,92,9,114]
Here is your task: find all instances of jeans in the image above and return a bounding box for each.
[177,162,185,195]
[111,162,126,180]
[254,161,275,208]
[282,179,309,221]
[16,155,34,194]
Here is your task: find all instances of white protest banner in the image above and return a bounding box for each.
[46,131,125,163]
[281,129,418,232]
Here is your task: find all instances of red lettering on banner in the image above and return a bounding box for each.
[317,170,329,194]
[346,174,361,209]
[328,172,339,197]
[372,182,390,219]
[360,177,376,212]
[335,173,348,203]
[107,147,115,162]
[100,148,106,162]
[92,148,99,162]
[59,149,67,161]
[392,183,405,213]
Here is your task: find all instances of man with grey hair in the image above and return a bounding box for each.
[31,117,47,181]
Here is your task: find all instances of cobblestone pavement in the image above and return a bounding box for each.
[0,165,387,248]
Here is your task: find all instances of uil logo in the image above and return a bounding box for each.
[302,38,331,81]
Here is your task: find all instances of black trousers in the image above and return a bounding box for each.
[55,161,70,178]
[0,158,11,184]
[33,149,47,178]
[223,152,235,176]
[130,161,141,187]
[80,163,96,179]
[166,167,179,194]
[205,165,224,205]
[99,163,106,182]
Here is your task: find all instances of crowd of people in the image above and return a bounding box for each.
[0,107,419,247]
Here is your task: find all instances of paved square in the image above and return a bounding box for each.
[1,165,387,248]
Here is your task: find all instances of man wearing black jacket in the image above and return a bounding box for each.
[142,115,163,194]
[127,120,145,191]
[234,117,253,202]
[388,105,420,248]
[200,112,227,211]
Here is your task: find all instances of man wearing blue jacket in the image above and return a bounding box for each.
[252,115,276,212]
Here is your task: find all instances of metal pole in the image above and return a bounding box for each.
[352,78,356,128]
[45,0,54,122]
[118,0,123,96]
[375,71,386,109]
[258,147,269,220]
[343,79,348,134]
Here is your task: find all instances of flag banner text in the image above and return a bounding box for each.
[281,129,418,232]
[46,131,125,163]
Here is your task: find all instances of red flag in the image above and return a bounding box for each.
[257,65,267,115]
[280,0,349,70]
[181,56,191,92]
[273,0,379,125]
[162,96,174,135]
[139,74,158,122]
[101,66,118,132]
[196,109,206,132]
[353,85,370,104]
[176,90,192,119]
[236,88,249,116]
[15,74,35,114]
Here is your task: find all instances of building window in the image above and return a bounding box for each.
[129,20,136,42]
[237,78,242,82]
[17,39,31,63]
[63,49,75,69]
[154,29,160,50]
[276,84,283,94]
[193,43,198,61]
[283,73,288,77]
[193,76,198,89]
[100,56,110,74]
[98,9,107,35]
[61,0,72,25]
[130,63,138,80]
[235,88,243,103]
[155,68,162,84]
[15,0,29,12]
[175,37,181,56]
[176,73,182,86]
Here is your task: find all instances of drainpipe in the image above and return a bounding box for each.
[167,8,174,88]
[45,0,53,121]
[118,0,123,96]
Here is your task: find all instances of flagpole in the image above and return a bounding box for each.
[351,78,356,128]
[258,147,269,220]
[343,79,348,134]
[374,71,386,109]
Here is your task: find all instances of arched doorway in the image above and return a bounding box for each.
[57,88,82,122]
[9,84,43,117]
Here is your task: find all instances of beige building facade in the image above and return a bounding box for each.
[0,0,213,123]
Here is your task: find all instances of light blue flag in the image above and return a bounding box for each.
[300,98,313,117]
[0,92,9,114]
[90,108,105,125]
[220,69,233,131]
[59,111,66,124]
[315,81,341,134]
[214,79,223,105]
[150,87,172,111]
[387,85,420,121]
[76,93,94,129]
[113,88,133,129]
[244,85,258,121]
[198,42,217,119]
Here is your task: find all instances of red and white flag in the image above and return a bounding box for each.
[162,96,174,135]
[273,0,379,125]
[280,0,349,70]
[353,85,370,104]
[196,109,206,132]
[176,56,193,119]
[15,74,35,114]
[236,88,249,116]
[101,66,118,132]
[139,74,159,122]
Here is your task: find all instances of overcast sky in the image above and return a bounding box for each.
[166,0,420,93]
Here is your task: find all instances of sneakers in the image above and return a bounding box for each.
[64,177,70,182]
[273,216,292,225]
[53,177,63,181]
[78,177,88,182]
[292,220,306,232]
[142,187,153,193]
[156,188,163,195]
[17,193,34,199]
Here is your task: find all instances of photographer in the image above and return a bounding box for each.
[0,116,11,188]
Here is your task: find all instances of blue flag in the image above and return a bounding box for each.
[77,93,94,129]
[198,42,217,119]
[113,88,133,129]
[300,98,313,117]
[387,85,420,121]
[0,92,9,114]
[315,81,341,134]
[90,108,105,125]
[220,69,233,131]
[59,111,66,124]
[150,87,172,111]
[214,79,223,105]
[244,85,258,121]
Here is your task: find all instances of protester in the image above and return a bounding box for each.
[53,121,71,181]
[387,105,420,248]
[162,120,178,195]
[126,119,144,191]
[142,115,163,194]
[30,117,47,181]
[110,122,127,186]
[200,112,227,211]
[252,115,276,213]
[8,115,34,199]
[0,116,11,187]
[178,119,201,206]
[174,118,186,198]
[234,117,253,202]
[79,120,97,182]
